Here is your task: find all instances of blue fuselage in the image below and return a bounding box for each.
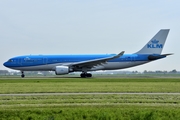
[3,54,164,71]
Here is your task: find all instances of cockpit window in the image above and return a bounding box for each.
[8,59,13,62]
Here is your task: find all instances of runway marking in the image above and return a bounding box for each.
[0,93,180,96]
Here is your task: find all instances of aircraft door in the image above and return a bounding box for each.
[18,58,22,65]
[131,56,135,61]
[131,56,136,66]
[43,58,48,64]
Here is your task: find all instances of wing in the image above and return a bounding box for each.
[66,51,125,69]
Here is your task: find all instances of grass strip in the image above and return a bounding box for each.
[0,78,180,93]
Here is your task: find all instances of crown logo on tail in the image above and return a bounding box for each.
[151,39,159,44]
[147,39,163,48]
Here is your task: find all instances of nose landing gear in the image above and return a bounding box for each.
[21,71,25,78]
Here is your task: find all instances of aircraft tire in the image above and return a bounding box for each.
[80,73,86,78]
[21,74,25,78]
[80,73,92,78]
[86,73,92,77]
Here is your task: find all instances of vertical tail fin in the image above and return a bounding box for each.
[136,29,170,54]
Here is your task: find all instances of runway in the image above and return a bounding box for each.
[0,93,180,96]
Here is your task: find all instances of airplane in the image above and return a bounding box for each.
[3,29,172,78]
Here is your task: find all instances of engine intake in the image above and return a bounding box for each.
[55,66,69,75]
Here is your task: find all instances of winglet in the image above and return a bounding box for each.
[113,51,125,59]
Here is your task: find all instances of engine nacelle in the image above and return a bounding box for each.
[55,66,69,75]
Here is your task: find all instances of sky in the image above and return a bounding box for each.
[0,0,179,72]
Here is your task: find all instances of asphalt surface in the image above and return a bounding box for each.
[0,93,180,96]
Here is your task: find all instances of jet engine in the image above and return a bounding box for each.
[55,66,69,75]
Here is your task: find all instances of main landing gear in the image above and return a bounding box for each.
[21,71,25,78]
[80,72,92,78]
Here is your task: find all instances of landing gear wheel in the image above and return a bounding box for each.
[21,71,25,78]
[21,74,25,78]
[80,73,86,78]
[86,73,92,77]
[80,73,92,78]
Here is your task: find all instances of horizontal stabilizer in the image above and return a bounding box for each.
[161,53,174,56]
[148,53,173,60]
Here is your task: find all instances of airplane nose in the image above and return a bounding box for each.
[3,62,7,67]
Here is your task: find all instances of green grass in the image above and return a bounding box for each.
[0,94,180,107]
[0,78,180,93]
[0,77,180,119]
[0,106,180,120]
